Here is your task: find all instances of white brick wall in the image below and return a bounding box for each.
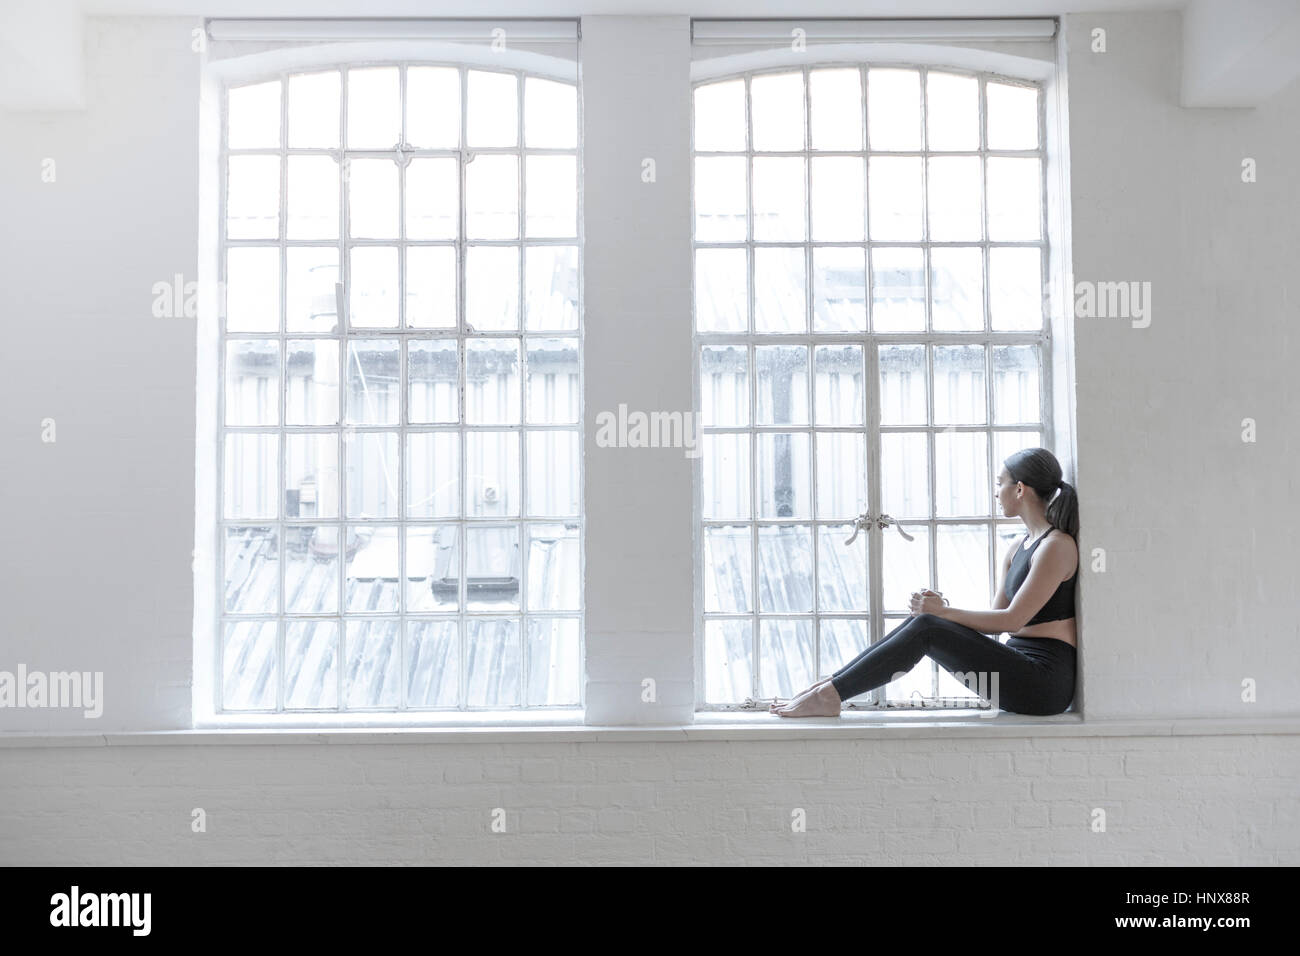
[0,12,1297,866]
[0,734,1295,865]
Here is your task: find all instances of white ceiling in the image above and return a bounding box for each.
[4,0,1299,109]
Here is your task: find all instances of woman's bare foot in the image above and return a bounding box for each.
[775,681,842,718]
[768,677,834,712]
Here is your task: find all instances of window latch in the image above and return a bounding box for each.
[844,510,915,545]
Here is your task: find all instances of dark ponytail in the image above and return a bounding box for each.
[1004,447,1079,539]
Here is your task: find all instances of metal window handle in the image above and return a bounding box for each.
[844,510,915,545]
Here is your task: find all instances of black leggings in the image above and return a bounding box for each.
[828,613,1076,716]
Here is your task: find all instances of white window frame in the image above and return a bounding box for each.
[197,44,584,724]
[691,61,1055,711]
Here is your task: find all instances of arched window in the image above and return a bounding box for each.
[209,53,581,716]
[693,61,1052,709]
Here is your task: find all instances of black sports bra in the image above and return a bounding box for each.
[1004,530,1078,625]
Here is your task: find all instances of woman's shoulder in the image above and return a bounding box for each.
[1039,529,1080,574]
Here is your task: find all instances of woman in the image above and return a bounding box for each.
[772,447,1079,718]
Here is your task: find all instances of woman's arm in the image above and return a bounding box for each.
[914,535,1075,634]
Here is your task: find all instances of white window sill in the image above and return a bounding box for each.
[1,712,1298,747]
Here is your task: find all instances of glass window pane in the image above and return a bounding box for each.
[409,339,458,424]
[346,339,400,424]
[525,155,576,238]
[757,433,811,519]
[345,618,401,707]
[814,344,863,426]
[526,432,579,517]
[283,527,339,614]
[225,246,279,333]
[224,526,278,614]
[465,432,520,517]
[348,158,398,239]
[883,525,930,613]
[880,432,928,519]
[224,434,277,519]
[466,246,520,331]
[526,338,579,424]
[467,70,518,147]
[868,156,922,241]
[870,246,925,332]
[868,68,921,150]
[926,72,979,151]
[818,525,867,612]
[466,618,521,705]
[407,620,459,708]
[288,71,339,148]
[345,431,398,520]
[993,345,1041,425]
[406,432,460,518]
[700,345,749,427]
[753,157,806,242]
[466,338,521,425]
[757,525,813,613]
[225,339,278,426]
[701,434,749,520]
[812,246,866,332]
[344,526,399,612]
[228,81,280,149]
[466,154,519,240]
[285,340,339,427]
[931,247,984,332]
[759,618,814,699]
[287,155,339,239]
[525,246,578,331]
[525,76,576,149]
[286,248,338,333]
[346,67,400,148]
[987,157,1041,240]
[935,430,990,517]
[406,525,459,612]
[405,157,458,240]
[223,621,277,710]
[816,432,865,520]
[526,618,580,706]
[407,66,460,148]
[936,524,991,613]
[989,246,1043,331]
[987,82,1039,150]
[285,433,339,519]
[751,71,804,151]
[703,524,752,613]
[810,68,862,150]
[754,247,800,332]
[349,246,399,328]
[465,528,521,611]
[227,155,279,239]
[704,619,753,704]
[695,247,747,333]
[879,344,927,425]
[526,523,580,611]
[933,344,987,425]
[694,156,747,242]
[926,156,982,241]
[820,618,868,676]
[810,156,865,241]
[406,246,456,329]
[284,620,338,708]
[755,345,808,424]
[694,79,745,151]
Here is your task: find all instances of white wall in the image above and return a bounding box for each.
[0,12,1297,865]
